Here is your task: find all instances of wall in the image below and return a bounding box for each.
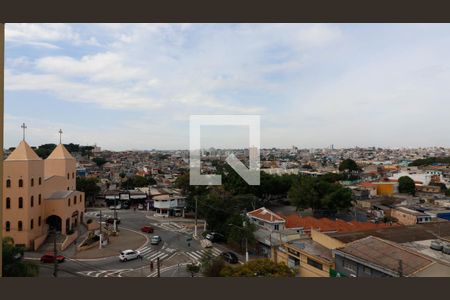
[391,209,417,225]
[311,229,345,250]
[334,254,392,278]
[376,183,395,196]
[61,230,79,251]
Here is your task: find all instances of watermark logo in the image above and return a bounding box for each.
[189,115,260,186]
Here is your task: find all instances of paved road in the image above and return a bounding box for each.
[27,208,235,277]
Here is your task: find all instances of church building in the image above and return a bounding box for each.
[2,127,85,250]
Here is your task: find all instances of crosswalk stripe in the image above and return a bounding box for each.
[185,252,199,261]
[211,248,222,255]
[146,251,167,260]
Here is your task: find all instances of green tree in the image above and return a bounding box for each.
[398,176,416,196]
[338,159,360,172]
[76,177,101,204]
[288,176,318,211]
[2,237,39,277]
[220,259,295,277]
[200,250,226,277]
[186,263,200,277]
[92,157,108,168]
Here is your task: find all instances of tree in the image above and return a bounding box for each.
[398,176,416,196]
[220,259,295,277]
[92,157,107,168]
[76,177,101,205]
[288,176,318,211]
[339,159,360,172]
[2,237,39,277]
[186,263,200,277]
[200,250,226,277]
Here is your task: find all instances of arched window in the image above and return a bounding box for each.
[74,196,77,204]
[6,197,10,209]
[68,198,71,207]
[31,196,34,207]
[72,172,75,179]
[18,221,23,231]
[38,217,41,226]
[6,179,11,188]
[38,194,42,205]
[67,173,70,180]
[19,179,23,187]
[18,197,23,208]
[31,178,34,187]
[31,219,34,230]
[5,221,10,232]
[39,177,42,185]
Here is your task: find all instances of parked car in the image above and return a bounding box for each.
[150,235,162,245]
[109,204,121,210]
[121,203,130,209]
[40,253,66,263]
[106,217,121,225]
[141,226,154,233]
[220,251,239,264]
[138,204,144,210]
[119,249,141,262]
[205,232,225,243]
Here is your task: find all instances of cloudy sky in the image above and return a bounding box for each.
[4,24,450,150]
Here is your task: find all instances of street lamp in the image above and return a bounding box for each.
[228,222,249,263]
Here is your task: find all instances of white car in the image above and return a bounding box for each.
[109,204,121,210]
[150,235,162,245]
[138,204,144,210]
[119,249,141,262]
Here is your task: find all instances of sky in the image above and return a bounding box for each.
[4,23,450,151]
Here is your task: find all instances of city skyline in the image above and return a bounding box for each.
[5,24,450,150]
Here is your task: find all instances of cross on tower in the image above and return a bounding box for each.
[58,129,63,144]
[21,123,27,141]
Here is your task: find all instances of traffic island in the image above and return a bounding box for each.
[68,227,147,260]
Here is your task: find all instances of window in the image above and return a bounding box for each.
[363,266,372,275]
[31,196,34,207]
[274,224,280,231]
[72,172,75,179]
[343,260,357,272]
[5,221,10,232]
[67,173,70,180]
[18,197,23,208]
[18,221,23,231]
[38,217,41,226]
[39,177,42,185]
[31,219,34,230]
[307,258,323,270]
[19,179,23,187]
[39,194,42,205]
[6,197,10,209]
[31,178,34,187]
[6,179,11,188]
[68,198,70,207]
[74,196,77,204]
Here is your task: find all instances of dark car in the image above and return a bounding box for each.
[106,218,121,225]
[205,232,225,243]
[220,251,239,264]
[40,253,65,263]
[141,226,154,233]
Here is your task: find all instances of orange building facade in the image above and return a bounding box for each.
[2,140,85,250]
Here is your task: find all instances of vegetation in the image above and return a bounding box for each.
[2,237,39,277]
[338,158,360,172]
[288,175,353,216]
[76,177,101,204]
[92,157,108,168]
[120,175,156,189]
[220,259,295,277]
[398,176,416,196]
[200,250,226,277]
[409,157,450,166]
[186,263,200,277]
[34,143,94,158]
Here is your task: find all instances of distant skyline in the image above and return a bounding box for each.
[5,24,450,150]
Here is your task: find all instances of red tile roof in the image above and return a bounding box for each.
[247,207,285,223]
[282,214,395,233]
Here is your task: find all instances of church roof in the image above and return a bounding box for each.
[47,144,75,160]
[5,140,42,161]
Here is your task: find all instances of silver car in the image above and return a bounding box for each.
[119,249,141,262]
[150,235,161,245]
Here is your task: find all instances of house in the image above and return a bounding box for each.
[247,207,286,231]
[391,207,432,225]
[333,236,450,277]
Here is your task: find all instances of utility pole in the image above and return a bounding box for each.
[243,221,249,263]
[157,256,161,277]
[53,229,58,277]
[99,210,102,249]
[398,259,403,277]
[0,23,4,278]
[194,196,198,238]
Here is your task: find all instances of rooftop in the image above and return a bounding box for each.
[289,239,333,262]
[47,143,75,160]
[47,190,75,199]
[5,140,42,161]
[248,207,286,223]
[335,236,434,276]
